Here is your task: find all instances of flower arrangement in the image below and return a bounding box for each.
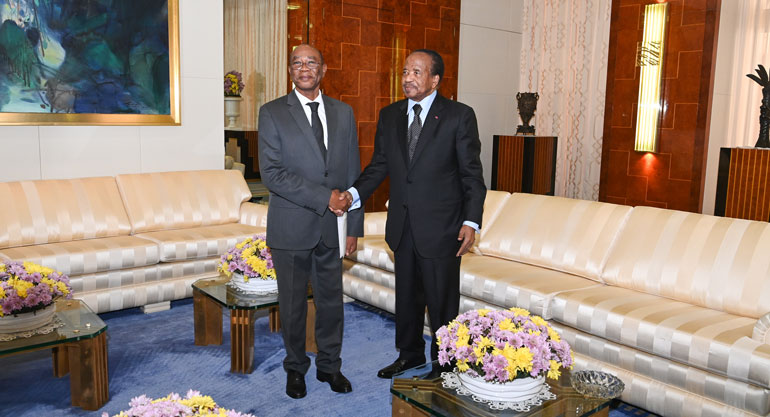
[218,234,276,281]
[224,70,244,97]
[436,307,573,383]
[101,390,255,417]
[0,261,72,317]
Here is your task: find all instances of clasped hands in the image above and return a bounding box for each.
[328,189,353,216]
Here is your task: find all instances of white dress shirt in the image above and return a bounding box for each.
[294,89,328,148]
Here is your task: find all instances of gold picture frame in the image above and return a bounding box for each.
[0,0,180,126]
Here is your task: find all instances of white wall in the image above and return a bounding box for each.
[0,0,224,182]
[458,0,523,188]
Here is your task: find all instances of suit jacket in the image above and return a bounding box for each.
[354,94,486,258]
[258,91,364,250]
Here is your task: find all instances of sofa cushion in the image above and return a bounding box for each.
[551,285,770,389]
[348,236,395,272]
[343,258,395,290]
[0,177,131,249]
[459,254,601,319]
[116,170,252,233]
[0,236,160,275]
[135,223,265,262]
[602,206,770,318]
[477,193,632,281]
[472,190,511,254]
[553,322,770,416]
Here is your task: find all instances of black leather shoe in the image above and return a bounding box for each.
[377,358,425,379]
[424,363,453,380]
[316,370,352,393]
[286,370,306,399]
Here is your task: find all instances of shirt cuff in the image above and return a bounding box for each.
[347,187,361,210]
[463,220,480,232]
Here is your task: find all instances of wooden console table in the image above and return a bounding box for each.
[492,135,557,195]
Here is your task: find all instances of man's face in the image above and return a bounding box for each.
[402,52,439,101]
[289,45,327,97]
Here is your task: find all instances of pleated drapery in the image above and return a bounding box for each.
[224,0,288,130]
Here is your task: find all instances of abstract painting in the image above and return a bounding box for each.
[0,0,179,125]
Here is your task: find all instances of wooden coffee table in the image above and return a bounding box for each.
[391,362,612,416]
[192,276,316,373]
[0,299,109,411]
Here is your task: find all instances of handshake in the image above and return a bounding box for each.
[328,189,353,216]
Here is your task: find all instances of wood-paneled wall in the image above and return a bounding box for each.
[288,0,461,212]
[599,0,721,212]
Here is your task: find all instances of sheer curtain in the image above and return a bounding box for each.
[224,0,287,130]
[724,0,770,148]
[519,0,612,200]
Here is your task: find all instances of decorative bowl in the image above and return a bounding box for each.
[570,370,625,399]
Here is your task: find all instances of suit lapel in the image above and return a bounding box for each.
[287,92,325,165]
[409,94,445,169]
[397,100,409,167]
[322,95,336,165]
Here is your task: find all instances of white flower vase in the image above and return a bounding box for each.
[224,96,243,129]
[230,272,277,294]
[0,303,56,334]
[458,373,545,402]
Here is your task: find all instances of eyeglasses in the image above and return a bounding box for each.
[290,60,320,70]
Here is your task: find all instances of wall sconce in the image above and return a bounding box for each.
[634,2,669,153]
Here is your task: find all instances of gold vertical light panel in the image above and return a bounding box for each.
[634,2,669,153]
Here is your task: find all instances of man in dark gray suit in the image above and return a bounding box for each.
[258,44,363,399]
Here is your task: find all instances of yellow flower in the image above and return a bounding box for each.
[226,254,233,261]
[180,394,217,411]
[456,359,470,372]
[56,281,70,295]
[547,326,561,342]
[0,263,5,273]
[498,344,533,377]
[547,359,561,380]
[10,278,34,297]
[498,318,517,332]
[477,308,490,317]
[0,286,5,299]
[455,323,470,347]
[531,315,548,327]
[509,307,530,317]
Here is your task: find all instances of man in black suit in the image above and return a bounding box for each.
[258,44,363,398]
[346,49,486,378]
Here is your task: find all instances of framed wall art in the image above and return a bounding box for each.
[0,0,180,125]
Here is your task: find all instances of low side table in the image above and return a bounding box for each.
[0,299,109,410]
[192,276,316,373]
[391,362,611,416]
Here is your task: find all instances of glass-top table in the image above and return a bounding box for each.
[0,299,109,410]
[192,276,315,373]
[391,362,612,417]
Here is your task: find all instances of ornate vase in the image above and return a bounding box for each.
[224,96,243,129]
[230,272,277,294]
[458,372,545,402]
[516,92,539,135]
[0,303,56,334]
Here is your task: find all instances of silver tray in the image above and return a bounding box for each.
[570,370,625,399]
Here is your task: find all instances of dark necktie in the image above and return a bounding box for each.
[307,102,326,160]
[408,104,422,161]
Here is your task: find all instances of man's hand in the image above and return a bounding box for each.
[345,236,358,256]
[456,225,475,257]
[329,189,352,216]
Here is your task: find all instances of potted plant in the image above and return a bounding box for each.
[218,234,277,294]
[224,70,245,129]
[436,307,573,402]
[101,390,256,417]
[0,261,72,335]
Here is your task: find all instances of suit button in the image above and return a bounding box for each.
[324,172,328,177]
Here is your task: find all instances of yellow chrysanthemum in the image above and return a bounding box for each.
[180,394,217,411]
[10,278,34,297]
[0,286,5,299]
[0,263,5,273]
[547,326,561,342]
[509,307,530,317]
[498,318,517,332]
[477,308,490,317]
[531,315,548,327]
[546,359,561,380]
[56,281,70,295]
[500,344,533,377]
[456,359,470,372]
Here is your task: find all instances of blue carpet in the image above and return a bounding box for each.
[0,299,657,416]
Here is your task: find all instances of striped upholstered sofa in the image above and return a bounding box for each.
[0,170,267,313]
[343,191,770,417]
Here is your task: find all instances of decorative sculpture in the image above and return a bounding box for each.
[747,65,770,148]
[516,92,539,135]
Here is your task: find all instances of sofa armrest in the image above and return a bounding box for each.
[754,312,770,344]
[239,202,267,228]
[364,211,387,236]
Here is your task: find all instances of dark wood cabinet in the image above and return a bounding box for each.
[492,135,557,195]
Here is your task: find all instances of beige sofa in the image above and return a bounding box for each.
[0,170,267,313]
[343,191,770,417]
